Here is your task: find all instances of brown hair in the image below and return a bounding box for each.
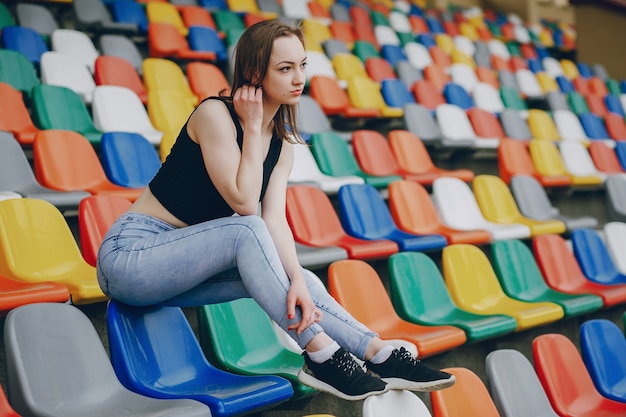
[226,19,305,144]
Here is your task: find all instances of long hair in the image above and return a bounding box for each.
[226,19,305,144]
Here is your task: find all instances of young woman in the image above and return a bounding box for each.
[96,19,455,401]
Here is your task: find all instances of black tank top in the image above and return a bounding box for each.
[149,96,283,225]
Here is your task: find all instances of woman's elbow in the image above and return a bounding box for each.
[232,201,260,216]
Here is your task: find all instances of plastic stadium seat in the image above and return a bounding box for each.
[499,109,532,141]
[423,64,451,92]
[605,94,625,118]
[106,301,293,415]
[363,390,432,417]
[1,25,49,67]
[0,49,40,96]
[306,50,342,86]
[449,63,479,93]
[72,0,139,34]
[286,185,398,260]
[604,222,626,275]
[94,55,148,104]
[533,333,626,416]
[527,109,560,141]
[110,0,148,33]
[15,3,59,38]
[533,234,626,308]
[0,82,41,146]
[559,141,606,182]
[403,103,445,145]
[430,367,500,417]
[432,177,531,241]
[442,244,564,331]
[491,239,603,317]
[309,132,402,189]
[31,85,103,145]
[472,174,567,236]
[347,76,403,118]
[571,228,626,285]
[411,79,446,110]
[388,252,516,342]
[329,259,466,357]
[288,143,364,194]
[144,57,200,107]
[197,297,316,400]
[0,199,107,304]
[33,130,144,201]
[187,26,227,62]
[404,42,433,70]
[99,34,145,74]
[588,141,624,174]
[179,5,218,31]
[100,132,161,188]
[605,113,626,141]
[308,75,379,118]
[499,139,571,187]
[485,349,560,417]
[442,82,474,110]
[467,107,508,142]
[5,303,210,417]
[146,2,187,35]
[331,53,369,84]
[0,272,70,316]
[529,140,604,186]
[148,23,217,62]
[147,89,196,141]
[510,175,598,231]
[553,109,590,143]
[50,29,100,73]
[437,104,500,149]
[388,181,491,245]
[380,78,416,108]
[186,62,230,100]
[473,82,506,114]
[40,51,96,104]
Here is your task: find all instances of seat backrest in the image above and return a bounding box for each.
[94,55,147,101]
[143,57,197,106]
[404,42,433,70]
[588,141,624,174]
[0,132,40,192]
[351,130,400,176]
[387,130,436,174]
[403,103,443,144]
[187,26,226,61]
[308,75,351,116]
[559,141,603,177]
[510,175,557,220]
[553,109,588,141]
[100,132,161,188]
[147,89,196,135]
[147,22,189,57]
[309,132,362,177]
[331,52,368,83]
[442,82,474,110]
[430,367,500,417]
[186,62,230,100]
[40,51,96,104]
[296,95,333,135]
[497,139,537,185]
[99,34,144,74]
[467,107,505,139]
[605,112,626,141]
[92,85,160,136]
[16,3,59,37]
[31,84,98,133]
[288,143,328,183]
[1,25,48,66]
[571,228,623,285]
[146,2,187,35]
[579,112,609,139]
[485,349,559,417]
[527,109,559,140]
[363,389,432,417]
[0,49,40,95]
[528,140,568,177]
[0,83,39,146]
[604,222,626,275]
[432,177,487,230]
[532,234,590,292]
[449,63,478,94]
[516,69,543,98]
[500,109,532,140]
[436,103,476,141]
[380,78,415,108]
[78,195,132,267]
[337,183,398,239]
[50,28,99,72]
[411,79,445,110]
[473,82,505,114]
[110,0,148,33]
[473,174,523,223]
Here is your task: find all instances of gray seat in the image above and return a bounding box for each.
[591,63,609,80]
[510,174,598,231]
[486,349,560,417]
[500,109,532,140]
[297,95,351,141]
[396,60,423,89]
[73,0,139,34]
[170,0,198,5]
[546,91,570,112]
[0,132,89,212]
[402,103,443,145]
[4,302,211,417]
[99,34,145,74]
[257,0,282,14]
[473,40,492,68]
[330,3,350,21]
[498,70,519,92]
[15,3,59,38]
[605,173,626,222]
[322,39,350,60]
[296,242,348,270]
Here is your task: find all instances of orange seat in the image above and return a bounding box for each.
[533,234,626,307]
[148,22,216,62]
[0,82,41,146]
[285,185,398,260]
[0,273,70,316]
[475,66,500,90]
[33,130,144,201]
[364,57,396,83]
[572,76,590,96]
[308,1,330,19]
[431,367,500,417]
[388,180,491,245]
[94,55,148,105]
[588,141,624,174]
[179,5,218,31]
[497,138,570,187]
[329,21,354,48]
[0,382,21,417]
[587,76,609,97]
[186,62,230,101]
[387,129,475,184]
[411,79,446,110]
[409,15,429,34]
[308,75,380,118]
[605,112,626,141]
[584,93,608,118]
[423,64,450,92]
[533,333,626,416]
[328,259,466,358]
[491,54,511,72]
[467,107,506,141]
[78,195,132,267]
[429,46,452,70]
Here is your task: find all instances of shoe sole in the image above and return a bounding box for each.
[382,375,456,392]
[297,369,389,401]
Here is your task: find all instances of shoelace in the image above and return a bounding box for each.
[332,351,360,377]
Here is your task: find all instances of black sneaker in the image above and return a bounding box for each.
[365,347,456,392]
[297,347,389,401]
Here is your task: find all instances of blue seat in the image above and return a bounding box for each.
[571,228,626,285]
[416,33,436,49]
[605,94,625,118]
[580,319,626,403]
[556,75,574,94]
[425,15,444,33]
[620,80,626,94]
[381,78,415,108]
[577,61,593,79]
[534,45,549,60]
[100,132,162,188]
[380,44,407,68]
[527,58,544,73]
[106,300,294,417]
[187,26,227,62]
[615,142,626,170]
[579,112,610,140]
[337,183,447,252]
[443,82,475,110]
[197,0,227,10]
[1,26,48,66]
[110,0,148,33]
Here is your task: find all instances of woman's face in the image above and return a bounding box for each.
[261,34,307,106]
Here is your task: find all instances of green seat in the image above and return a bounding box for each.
[197,298,316,401]
[506,41,522,58]
[352,40,380,63]
[396,31,415,47]
[486,21,502,38]
[606,78,622,97]
[31,85,103,145]
[370,10,390,27]
[491,239,604,317]
[0,3,15,29]
[388,252,517,343]
[224,27,245,47]
[500,87,528,113]
[0,49,40,96]
[567,91,590,115]
[309,132,402,189]
[213,10,245,41]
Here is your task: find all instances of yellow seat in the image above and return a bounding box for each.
[472,174,567,236]
[227,0,259,13]
[527,109,560,141]
[347,75,403,118]
[143,58,198,108]
[331,53,370,84]
[560,59,579,80]
[529,140,604,186]
[146,2,188,36]
[536,72,559,94]
[451,49,476,68]
[442,244,564,331]
[148,89,195,138]
[459,21,479,40]
[0,198,107,304]
[538,28,554,47]
[435,33,454,55]
[303,18,332,53]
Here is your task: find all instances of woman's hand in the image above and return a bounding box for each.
[233,84,263,131]
[286,278,323,335]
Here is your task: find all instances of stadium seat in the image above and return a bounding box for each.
[15,3,59,38]
[110,0,148,33]
[346,76,403,118]
[411,79,446,110]
[553,109,590,144]
[0,82,41,146]
[604,222,626,275]
[499,109,532,140]
[588,141,624,174]
[529,140,603,186]
[50,28,100,73]
[186,62,230,100]
[362,390,432,417]
[187,26,227,62]
[296,95,354,140]
[308,75,379,118]
[430,367,500,417]
[527,109,560,141]
[402,103,446,145]
[147,23,217,62]
[571,228,626,285]
[473,82,505,114]
[1,25,48,67]
[94,55,148,104]
[147,89,196,140]
[0,49,40,96]
[72,0,139,34]
[99,34,145,74]
[40,51,96,104]
[559,141,606,182]
[100,132,161,188]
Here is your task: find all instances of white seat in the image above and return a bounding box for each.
[374,25,401,46]
[92,86,164,145]
[542,56,565,79]
[404,42,433,70]
[474,82,505,114]
[453,35,475,57]
[603,221,626,275]
[553,109,589,143]
[558,141,606,181]
[513,24,531,44]
[0,191,21,201]
[432,177,531,240]
[507,13,524,26]
[305,50,346,88]
[620,94,626,115]
[516,69,544,99]
[487,39,510,60]
[436,104,479,148]
[40,51,96,104]
[449,63,479,93]
[288,143,364,194]
[363,390,432,417]
[389,10,412,33]
[50,28,99,73]
[282,0,310,19]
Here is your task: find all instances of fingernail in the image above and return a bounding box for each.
[288,314,294,319]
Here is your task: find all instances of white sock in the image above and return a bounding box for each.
[368,345,394,364]
[307,341,341,364]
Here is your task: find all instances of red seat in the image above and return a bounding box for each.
[604,113,626,141]
[186,62,230,101]
[0,274,70,316]
[94,55,148,105]
[588,141,624,173]
[0,383,21,416]
[411,79,446,110]
[365,57,397,83]
[0,82,41,146]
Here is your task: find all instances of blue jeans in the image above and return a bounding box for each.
[97,212,377,359]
